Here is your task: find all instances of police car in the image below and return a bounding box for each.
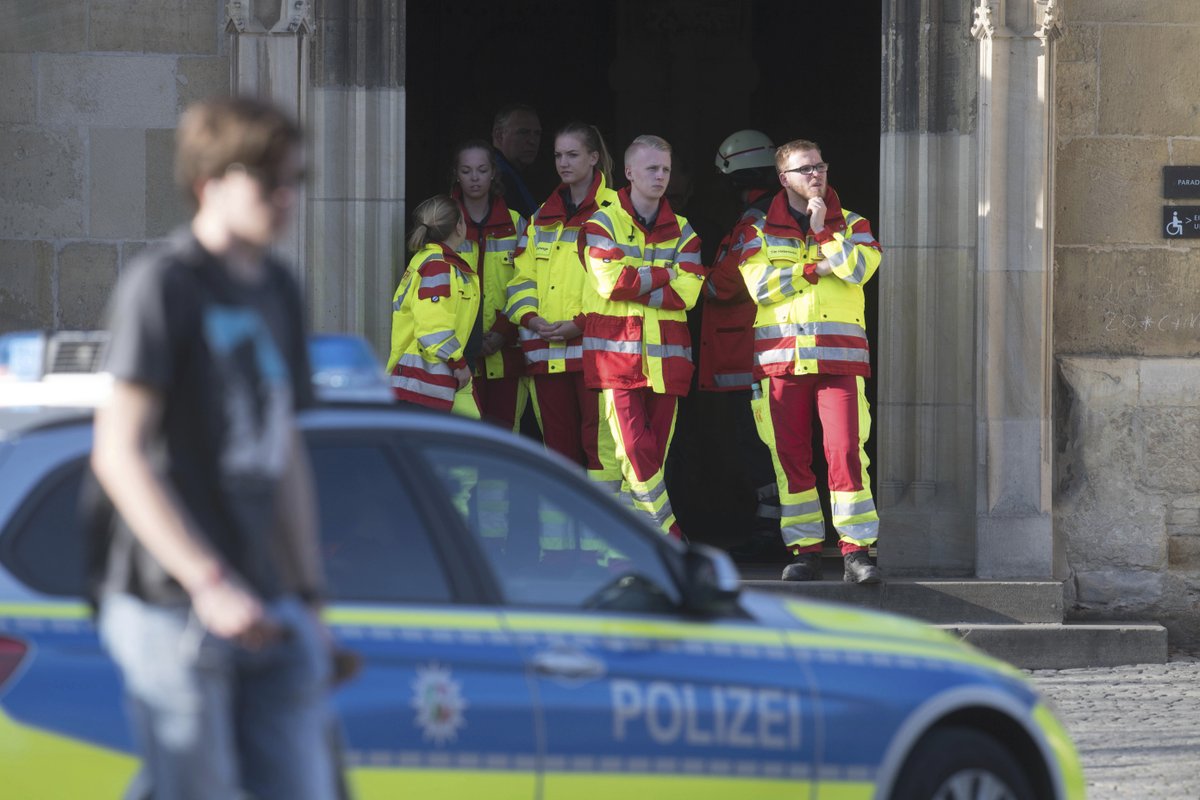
[0,385,1082,798]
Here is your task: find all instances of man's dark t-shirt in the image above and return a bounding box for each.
[98,229,313,606]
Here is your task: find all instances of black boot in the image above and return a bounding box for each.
[843,550,882,584]
[781,552,821,581]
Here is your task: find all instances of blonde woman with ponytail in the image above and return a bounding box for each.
[505,122,621,491]
[387,195,481,417]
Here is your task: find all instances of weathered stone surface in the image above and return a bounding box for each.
[1167,138,1200,165]
[1098,26,1200,137]
[0,241,54,333]
[976,515,1054,579]
[145,129,190,238]
[0,55,36,125]
[0,0,86,52]
[1169,535,1200,567]
[1055,138,1168,245]
[1057,21,1099,62]
[0,127,86,239]
[176,57,230,113]
[90,129,146,239]
[58,243,119,330]
[1074,568,1164,607]
[981,270,1050,417]
[1058,357,1139,410]
[1137,407,1200,493]
[1070,0,1200,24]
[89,0,220,54]
[1056,60,1096,139]
[1055,357,1169,571]
[39,56,177,129]
[1139,359,1200,407]
[1054,247,1200,357]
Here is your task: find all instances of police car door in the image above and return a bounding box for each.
[308,433,540,799]
[418,440,819,800]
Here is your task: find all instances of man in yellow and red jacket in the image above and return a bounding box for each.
[581,135,705,539]
[703,130,784,559]
[739,139,883,583]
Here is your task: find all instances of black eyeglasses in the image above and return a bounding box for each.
[781,162,829,177]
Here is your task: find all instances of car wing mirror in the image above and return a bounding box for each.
[681,544,742,617]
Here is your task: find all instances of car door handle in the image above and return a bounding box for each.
[530,649,607,681]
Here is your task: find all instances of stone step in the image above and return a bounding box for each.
[739,569,1065,624]
[936,623,1169,670]
[737,568,1168,669]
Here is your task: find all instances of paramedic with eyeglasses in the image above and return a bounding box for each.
[737,139,884,584]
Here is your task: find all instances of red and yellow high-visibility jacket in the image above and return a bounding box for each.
[738,187,881,379]
[505,170,616,375]
[698,190,771,392]
[453,192,526,379]
[386,242,479,410]
[581,188,706,396]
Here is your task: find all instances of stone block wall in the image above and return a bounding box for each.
[0,1,228,333]
[1054,0,1200,644]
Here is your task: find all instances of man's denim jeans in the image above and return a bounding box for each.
[99,593,335,800]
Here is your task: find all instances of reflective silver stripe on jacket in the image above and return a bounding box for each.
[398,352,452,376]
[637,266,656,295]
[764,234,802,249]
[523,345,584,363]
[391,373,455,402]
[417,330,454,350]
[827,246,867,284]
[645,288,666,308]
[754,346,870,366]
[712,372,753,388]
[420,273,450,289]
[583,337,640,355]
[645,343,692,360]
[755,322,868,340]
[485,238,517,253]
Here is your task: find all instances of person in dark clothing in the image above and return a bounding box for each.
[91,96,337,800]
[492,103,543,218]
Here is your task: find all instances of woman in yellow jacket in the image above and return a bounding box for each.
[387,195,480,417]
[451,140,528,430]
[505,122,619,486]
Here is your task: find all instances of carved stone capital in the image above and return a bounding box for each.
[1036,0,1065,42]
[970,0,998,41]
[225,0,313,35]
[972,0,1064,41]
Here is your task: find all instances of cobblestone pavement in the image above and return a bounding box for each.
[1028,649,1200,799]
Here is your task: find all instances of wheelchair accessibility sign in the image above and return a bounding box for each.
[1163,206,1200,239]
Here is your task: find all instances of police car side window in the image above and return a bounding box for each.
[309,442,451,604]
[421,444,680,611]
[0,460,88,596]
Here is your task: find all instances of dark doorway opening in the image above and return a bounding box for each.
[406,0,882,553]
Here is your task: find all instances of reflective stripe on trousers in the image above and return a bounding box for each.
[751,374,878,547]
[600,388,680,537]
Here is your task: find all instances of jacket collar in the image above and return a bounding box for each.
[451,188,516,239]
[430,241,476,274]
[536,169,607,227]
[762,186,845,238]
[617,187,681,244]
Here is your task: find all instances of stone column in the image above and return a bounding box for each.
[971,0,1064,578]
[226,0,314,279]
[228,0,405,352]
[877,0,979,576]
[305,0,404,351]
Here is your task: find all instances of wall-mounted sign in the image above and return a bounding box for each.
[1163,206,1200,238]
[1163,167,1200,198]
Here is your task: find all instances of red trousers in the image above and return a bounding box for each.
[603,387,682,538]
[476,375,526,432]
[530,372,603,471]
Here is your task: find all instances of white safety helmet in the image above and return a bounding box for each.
[715,130,776,175]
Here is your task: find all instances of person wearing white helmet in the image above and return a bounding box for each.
[703,130,784,562]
